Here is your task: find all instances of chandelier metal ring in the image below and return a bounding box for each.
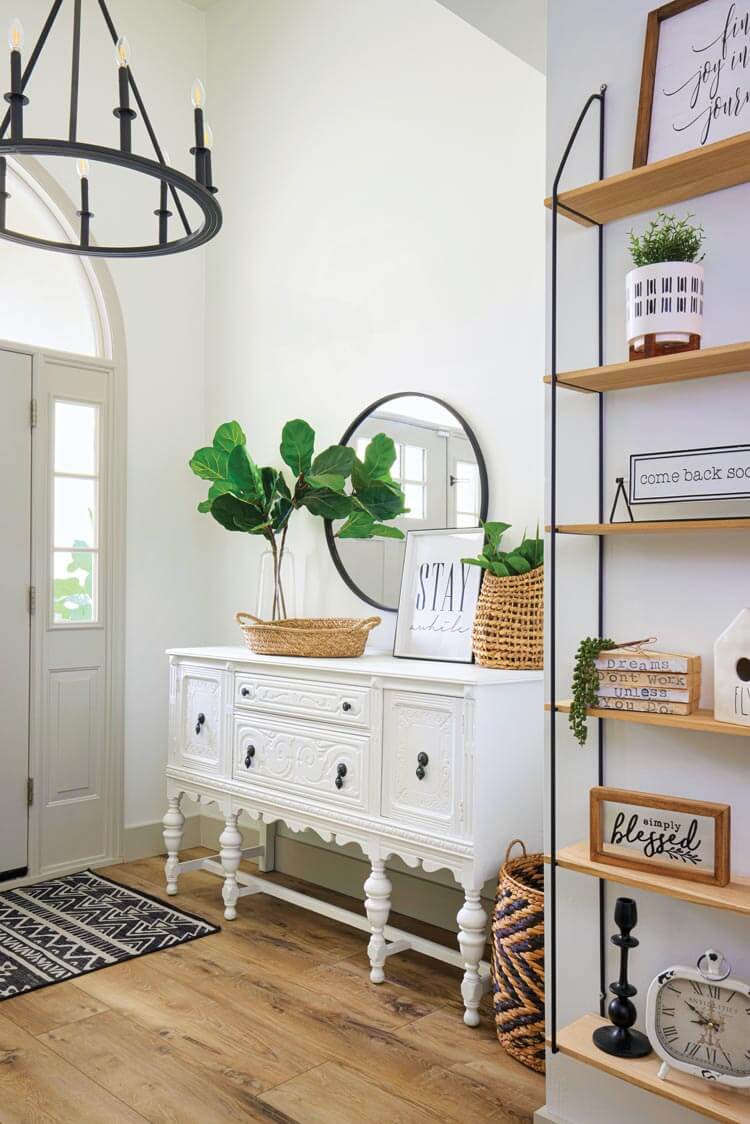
[0,139,222,257]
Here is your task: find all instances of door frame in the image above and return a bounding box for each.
[0,336,126,884]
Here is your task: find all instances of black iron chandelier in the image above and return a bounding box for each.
[0,0,222,257]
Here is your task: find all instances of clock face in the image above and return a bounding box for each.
[655,976,750,1079]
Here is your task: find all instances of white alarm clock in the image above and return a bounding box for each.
[646,949,750,1088]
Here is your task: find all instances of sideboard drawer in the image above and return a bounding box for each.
[234,673,371,729]
[381,691,464,835]
[232,714,369,810]
[171,663,227,775]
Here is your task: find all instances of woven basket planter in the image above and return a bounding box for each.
[235,612,380,658]
[472,566,543,669]
[490,840,545,1074]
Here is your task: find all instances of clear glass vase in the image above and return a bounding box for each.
[257,548,296,621]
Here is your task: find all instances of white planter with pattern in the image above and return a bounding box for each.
[626,261,704,355]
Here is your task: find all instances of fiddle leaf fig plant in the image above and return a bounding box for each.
[190,419,407,619]
[461,521,543,578]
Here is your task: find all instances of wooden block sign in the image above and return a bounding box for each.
[595,649,700,675]
[590,787,730,887]
[630,445,750,504]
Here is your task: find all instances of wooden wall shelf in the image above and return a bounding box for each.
[551,700,750,737]
[544,340,750,393]
[544,130,750,227]
[550,518,750,536]
[555,1014,750,1123]
[551,840,750,917]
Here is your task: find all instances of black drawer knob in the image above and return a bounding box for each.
[195,712,206,735]
[342,701,352,712]
[244,745,256,768]
[335,762,347,789]
[416,751,428,780]
[241,686,250,698]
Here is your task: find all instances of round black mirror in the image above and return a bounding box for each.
[325,393,489,612]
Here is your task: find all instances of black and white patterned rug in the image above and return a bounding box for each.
[0,868,218,1000]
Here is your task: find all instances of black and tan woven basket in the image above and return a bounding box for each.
[490,839,545,1074]
[472,565,543,669]
[235,612,380,658]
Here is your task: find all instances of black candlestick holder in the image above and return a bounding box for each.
[593,897,652,1059]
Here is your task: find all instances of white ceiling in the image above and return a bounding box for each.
[181,0,220,9]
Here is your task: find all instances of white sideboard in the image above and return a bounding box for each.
[163,646,543,1025]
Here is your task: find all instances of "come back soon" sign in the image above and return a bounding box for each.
[630,444,750,504]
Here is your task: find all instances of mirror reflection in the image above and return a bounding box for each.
[328,395,487,611]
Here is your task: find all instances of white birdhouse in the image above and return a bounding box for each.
[714,608,750,726]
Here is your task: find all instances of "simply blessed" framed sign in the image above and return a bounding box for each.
[590,786,730,886]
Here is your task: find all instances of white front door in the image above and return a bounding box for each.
[33,355,115,873]
[1,350,32,878]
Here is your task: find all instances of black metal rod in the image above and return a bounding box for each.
[0,155,7,227]
[96,0,192,236]
[596,84,608,1021]
[0,0,64,139]
[69,0,81,141]
[549,88,606,1056]
[9,51,24,139]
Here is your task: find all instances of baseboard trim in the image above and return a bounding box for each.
[534,1107,569,1124]
[123,815,201,861]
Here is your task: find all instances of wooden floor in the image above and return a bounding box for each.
[0,849,545,1123]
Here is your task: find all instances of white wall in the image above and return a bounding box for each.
[203,0,545,648]
[0,0,211,832]
[546,3,750,1121]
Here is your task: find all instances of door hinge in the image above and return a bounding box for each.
[28,585,37,615]
[30,398,38,428]
[27,778,34,807]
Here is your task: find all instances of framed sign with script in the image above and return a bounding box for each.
[393,527,483,663]
[590,786,730,886]
[633,0,750,167]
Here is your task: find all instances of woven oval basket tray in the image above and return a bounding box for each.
[490,839,545,1074]
[235,613,381,658]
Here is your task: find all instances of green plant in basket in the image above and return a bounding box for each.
[461,521,543,577]
[189,419,407,620]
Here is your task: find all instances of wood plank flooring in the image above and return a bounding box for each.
[0,849,545,1123]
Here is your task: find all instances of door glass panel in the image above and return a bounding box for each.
[403,481,425,520]
[54,477,97,547]
[454,460,480,525]
[53,550,96,623]
[54,401,97,474]
[52,399,100,625]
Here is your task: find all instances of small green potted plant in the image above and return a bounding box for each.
[189,419,407,655]
[462,522,543,669]
[626,211,705,361]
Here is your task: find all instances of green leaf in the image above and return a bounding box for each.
[280,419,315,477]
[371,523,405,539]
[488,560,511,577]
[271,496,293,531]
[311,445,355,479]
[307,473,346,493]
[356,481,407,521]
[197,499,212,513]
[351,455,370,493]
[213,420,246,452]
[504,553,531,575]
[337,512,376,539]
[189,446,229,482]
[516,536,543,569]
[363,433,397,480]
[227,445,263,499]
[483,521,511,550]
[299,488,353,519]
[461,556,489,569]
[276,472,292,500]
[210,493,269,533]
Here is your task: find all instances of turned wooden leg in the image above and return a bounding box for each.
[162,795,184,895]
[364,858,392,984]
[219,813,243,920]
[457,888,488,1027]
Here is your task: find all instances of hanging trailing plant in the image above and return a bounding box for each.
[569,637,617,747]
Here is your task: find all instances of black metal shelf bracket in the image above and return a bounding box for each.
[549,84,607,1054]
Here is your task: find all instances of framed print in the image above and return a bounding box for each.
[633,0,750,167]
[393,527,483,663]
[590,786,730,886]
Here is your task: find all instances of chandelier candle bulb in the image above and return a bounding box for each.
[5,17,27,140]
[113,36,136,154]
[190,78,208,184]
[76,158,92,248]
